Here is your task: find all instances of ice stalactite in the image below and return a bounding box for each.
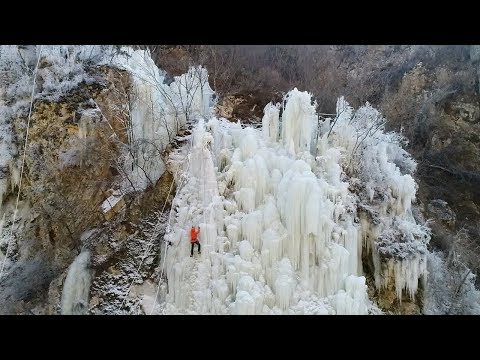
[9,163,20,192]
[274,258,295,311]
[0,178,7,208]
[280,88,317,156]
[371,218,430,301]
[61,251,92,315]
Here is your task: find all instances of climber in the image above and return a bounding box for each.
[190,225,201,257]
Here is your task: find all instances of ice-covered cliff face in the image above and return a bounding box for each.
[155,88,430,314]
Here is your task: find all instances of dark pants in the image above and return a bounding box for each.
[191,241,201,256]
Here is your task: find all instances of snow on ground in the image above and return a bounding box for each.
[101,193,124,213]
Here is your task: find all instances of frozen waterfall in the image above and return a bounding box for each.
[156,88,428,315]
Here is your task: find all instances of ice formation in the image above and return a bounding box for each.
[325,97,430,301]
[281,88,318,155]
[111,48,215,193]
[155,86,430,315]
[61,251,92,315]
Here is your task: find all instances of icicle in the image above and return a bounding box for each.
[281,88,317,155]
[239,240,254,262]
[241,210,263,251]
[0,179,6,207]
[61,251,92,315]
[262,102,280,143]
[274,258,295,311]
[9,163,20,192]
[237,188,255,213]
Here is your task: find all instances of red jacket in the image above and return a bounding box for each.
[190,227,200,243]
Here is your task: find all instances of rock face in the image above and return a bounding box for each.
[216,93,266,122]
[0,63,176,314]
[18,91,119,267]
[427,199,456,229]
[3,45,477,314]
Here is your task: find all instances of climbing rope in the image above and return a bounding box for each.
[202,141,207,234]
[0,46,42,281]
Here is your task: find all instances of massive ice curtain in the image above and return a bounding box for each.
[152,87,429,314]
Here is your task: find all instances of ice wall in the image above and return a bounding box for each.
[159,87,428,314]
[161,91,369,314]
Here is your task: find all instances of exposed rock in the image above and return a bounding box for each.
[431,134,452,151]
[88,211,167,315]
[427,199,456,229]
[450,101,479,123]
[46,270,67,315]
